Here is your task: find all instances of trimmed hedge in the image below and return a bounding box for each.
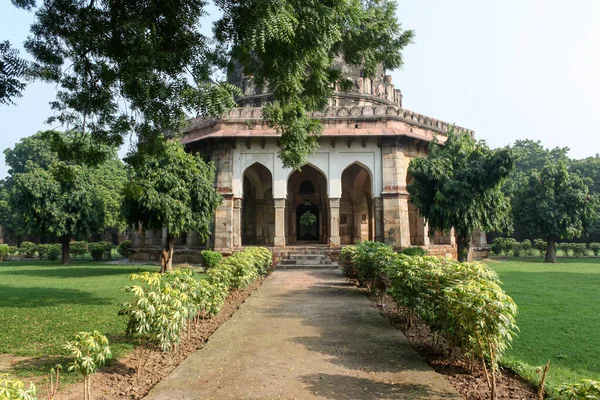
[118,240,132,258]
[0,244,9,262]
[18,241,37,258]
[200,250,222,269]
[37,244,61,260]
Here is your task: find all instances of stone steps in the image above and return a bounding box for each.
[277,252,338,270]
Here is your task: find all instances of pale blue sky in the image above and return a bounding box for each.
[1,1,599,178]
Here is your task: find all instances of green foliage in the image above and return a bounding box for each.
[572,243,587,257]
[0,373,37,400]
[340,246,359,280]
[557,379,600,399]
[400,247,427,257]
[122,139,222,271]
[408,130,515,261]
[0,40,28,106]
[558,242,573,257]
[117,241,132,258]
[513,162,599,262]
[200,250,222,269]
[511,241,524,257]
[299,210,317,228]
[64,331,111,377]
[37,244,61,260]
[88,242,112,261]
[491,237,512,256]
[347,242,518,398]
[18,242,37,258]
[70,241,88,258]
[351,241,397,288]
[534,239,547,257]
[521,239,532,256]
[589,243,600,257]
[0,244,9,261]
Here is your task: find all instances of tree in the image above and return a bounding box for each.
[11,0,413,169]
[1,131,126,263]
[122,139,221,272]
[0,40,28,105]
[513,162,599,263]
[407,130,515,261]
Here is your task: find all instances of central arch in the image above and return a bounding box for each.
[286,165,328,245]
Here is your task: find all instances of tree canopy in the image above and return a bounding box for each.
[6,0,413,169]
[407,130,515,261]
[122,139,222,272]
[0,40,28,105]
[1,131,127,263]
[513,162,599,263]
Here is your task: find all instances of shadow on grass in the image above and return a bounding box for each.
[0,286,113,307]
[0,266,155,279]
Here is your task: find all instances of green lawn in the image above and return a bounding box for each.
[0,260,158,376]
[490,257,600,395]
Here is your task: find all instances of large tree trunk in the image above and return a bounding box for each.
[545,237,557,263]
[456,235,471,262]
[160,234,174,273]
[60,235,71,265]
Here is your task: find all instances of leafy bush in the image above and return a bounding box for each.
[37,244,61,260]
[340,246,359,280]
[590,243,600,257]
[521,239,532,256]
[88,241,113,261]
[64,331,111,400]
[557,379,600,399]
[0,373,37,399]
[70,241,88,258]
[117,240,132,258]
[504,238,518,256]
[558,242,573,257]
[400,247,427,257]
[512,242,524,257]
[200,250,222,269]
[491,237,514,256]
[352,241,397,288]
[534,239,547,257]
[350,242,518,400]
[572,243,587,257]
[0,244,9,262]
[18,242,37,258]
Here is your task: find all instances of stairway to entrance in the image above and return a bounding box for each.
[277,251,338,270]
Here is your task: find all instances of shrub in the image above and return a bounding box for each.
[37,244,61,260]
[504,238,517,256]
[521,239,532,256]
[200,250,222,269]
[557,379,600,399]
[64,331,111,400]
[534,239,547,257]
[400,247,427,257]
[0,244,9,262]
[340,246,359,280]
[572,243,587,257]
[490,237,514,256]
[352,241,397,288]
[88,241,113,261]
[70,241,88,258]
[117,240,132,258]
[512,242,524,257]
[558,242,573,257]
[590,243,600,257]
[0,373,37,399]
[18,241,37,258]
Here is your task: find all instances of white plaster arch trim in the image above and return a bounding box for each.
[283,156,330,198]
[233,152,275,197]
[242,167,264,200]
[332,152,381,197]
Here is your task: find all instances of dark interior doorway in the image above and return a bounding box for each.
[296,202,319,241]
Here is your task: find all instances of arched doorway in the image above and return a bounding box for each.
[340,163,373,244]
[242,163,275,245]
[287,165,328,245]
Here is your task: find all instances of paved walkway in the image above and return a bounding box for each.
[145,269,460,400]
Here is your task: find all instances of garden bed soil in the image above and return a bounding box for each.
[50,278,264,400]
[365,289,538,400]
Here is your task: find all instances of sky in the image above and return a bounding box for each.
[0,0,599,178]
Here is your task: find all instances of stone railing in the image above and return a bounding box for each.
[184,105,474,137]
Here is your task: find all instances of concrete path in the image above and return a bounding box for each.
[145,269,460,400]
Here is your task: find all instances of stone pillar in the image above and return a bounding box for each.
[374,197,384,242]
[329,198,341,247]
[274,199,286,247]
[382,195,411,248]
[449,228,456,245]
[414,217,430,246]
[233,198,242,247]
[472,229,487,247]
[214,195,234,252]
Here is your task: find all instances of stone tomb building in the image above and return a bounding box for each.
[131,62,488,262]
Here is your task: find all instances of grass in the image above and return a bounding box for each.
[490,257,600,395]
[0,259,161,377]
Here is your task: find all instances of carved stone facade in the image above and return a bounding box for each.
[131,62,488,262]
